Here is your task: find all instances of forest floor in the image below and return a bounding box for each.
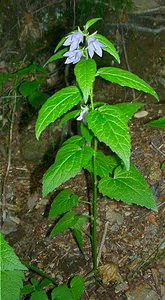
[0,1,165,299]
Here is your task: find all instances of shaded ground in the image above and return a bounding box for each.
[0,1,165,299]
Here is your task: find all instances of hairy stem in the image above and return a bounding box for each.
[92,137,98,273]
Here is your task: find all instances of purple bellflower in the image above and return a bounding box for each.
[63,32,83,51]
[87,37,105,58]
[76,107,89,121]
[63,49,83,64]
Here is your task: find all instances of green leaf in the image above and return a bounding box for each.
[71,215,87,231]
[62,135,84,147]
[44,48,67,66]
[85,18,102,29]
[94,34,120,63]
[52,284,73,300]
[50,211,77,236]
[43,144,83,196]
[97,67,159,100]
[28,91,48,109]
[59,109,80,126]
[0,233,27,271]
[72,229,83,251]
[161,161,165,169]
[99,164,157,211]
[19,80,39,96]
[48,189,79,218]
[146,116,165,128]
[87,105,131,170]
[1,270,24,300]
[54,36,66,52]
[35,86,82,139]
[82,146,94,167]
[30,291,48,300]
[39,278,52,289]
[74,59,97,103]
[21,284,36,296]
[114,102,144,120]
[70,276,85,300]
[80,123,93,143]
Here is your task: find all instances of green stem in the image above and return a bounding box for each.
[92,138,98,273]
[89,86,98,274]
[22,262,59,286]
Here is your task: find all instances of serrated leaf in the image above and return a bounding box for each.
[80,123,93,143]
[82,146,94,167]
[70,276,85,300]
[59,109,80,126]
[94,34,120,63]
[35,86,82,139]
[21,284,36,296]
[30,290,48,300]
[62,135,84,147]
[1,270,24,300]
[74,59,97,103]
[85,18,102,29]
[43,144,83,196]
[97,67,159,100]
[84,152,120,177]
[115,102,144,120]
[19,80,39,96]
[52,284,73,300]
[146,116,165,128]
[48,189,79,218]
[44,48,67,66]
[87,105,131,170]
[71,215,87,231]
[0,233,27,271]
[50,211,77,236]
[99,164,157,210]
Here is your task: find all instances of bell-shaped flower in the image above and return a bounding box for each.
[63,32,83,51]
[87,36,105,58]
[63,49,83,64]
[76,107,89,121]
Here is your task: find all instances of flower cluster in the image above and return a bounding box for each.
[63,31,105,64]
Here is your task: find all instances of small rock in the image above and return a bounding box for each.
[134,111,148,118]
[126,283,159,300]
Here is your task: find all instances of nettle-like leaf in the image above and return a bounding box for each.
[72,229,83,251]
[59,109,80,126]
[97,67,159,100]
[35,86,82,139]
[94,34,120,63]
[54,36,66,52]
[114,102,144,120]
[1,270,25,300]
[0,233,27,272]
[74,59,97,103]
[87,105,131,170]
[43,144,83,196]
[30,290,48,300]
[48,189,79,218]
[80,123,93,143]
[84,151,120,177]
[44,48,67,66]
[85,18,102,30]
[50,211,78,236]
[62,135,85,147]
[70,276,85,300]
[146,116,165,128]
[99,164,157,211]
[52,284,73,300]
[0,234,27,300]
[43,143,93,196]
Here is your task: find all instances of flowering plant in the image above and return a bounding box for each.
[36,18,158,298]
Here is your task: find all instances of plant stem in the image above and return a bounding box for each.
[92,137,98,273]
[22,262,59,286]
